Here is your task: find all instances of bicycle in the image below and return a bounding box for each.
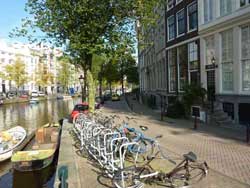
[112,151,208,188]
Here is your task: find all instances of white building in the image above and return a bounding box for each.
[0,40,62,94]
[199,0,250,124]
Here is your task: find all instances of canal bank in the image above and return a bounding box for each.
[0,97,81,177]
[54,119,105,188]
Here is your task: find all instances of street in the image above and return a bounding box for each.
[70,98,250,188]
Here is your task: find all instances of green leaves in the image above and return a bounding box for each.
[0,56,29,89]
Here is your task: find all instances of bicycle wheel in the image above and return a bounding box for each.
[112,166,146,188]
[129,139,154,164]
[170,163,207,187]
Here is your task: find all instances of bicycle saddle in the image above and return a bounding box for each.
[183,151,197,162]
[139,125,148,131]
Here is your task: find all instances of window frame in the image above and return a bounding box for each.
[167,0,174,11]
[203,0,213,23]
[240,0,250,7]
[167,15,175,41]
[176,0,183,5]
[187,1,198,33]
[240,25,250,92]
[188,41,199,84]
[176,8,185,37]
[220,0,233,16]
[168,49,177,93]
[221,29,234,92]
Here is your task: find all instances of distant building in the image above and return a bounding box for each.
[0,40,63,94]
[199,0,250,124]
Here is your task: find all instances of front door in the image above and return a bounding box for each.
[207,70,215,102]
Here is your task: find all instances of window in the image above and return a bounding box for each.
[187,2,198,31]
[220,0,232,16]
[188,42,199,85]
[221,30,234,91]
[168,16,175,41]
[241,26,250,91]
[177,45,188,91]
[176,0,183,4]
[167,0,174,10]
[204,0,213,23]
[168,49,177,92]
[177,9,185,36]
[240,0,250,7]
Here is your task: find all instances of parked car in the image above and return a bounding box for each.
[18,91,29,99]
[95,97,104,109]
[111,94,120,101]
[31,91,39,97]
[0,93,6,100]
[38,91,45,97]
[19,94,29,99]
[69,102,89,122]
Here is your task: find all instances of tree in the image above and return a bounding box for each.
[35,60,54,92]
[12,0,164,110]
[0,56,28,90]
[102,60,120,95]
[57,58,74,93]
[182,84,207,116]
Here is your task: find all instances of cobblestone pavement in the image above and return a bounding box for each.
[101,99,250,187]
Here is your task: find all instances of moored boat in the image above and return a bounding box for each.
[0,126,26,162]
[11,122,61,171]
[29,97,39,104]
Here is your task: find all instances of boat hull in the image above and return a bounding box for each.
[0,126,26,162]
[11,123,61,172]
[0,150,12,162]
[12,152,54,171]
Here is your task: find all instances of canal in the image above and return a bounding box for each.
[0,97,81,187]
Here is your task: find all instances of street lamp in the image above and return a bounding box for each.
[79,75,84,102]
[210,56,216,113]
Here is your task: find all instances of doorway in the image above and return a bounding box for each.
[207,70,215,101]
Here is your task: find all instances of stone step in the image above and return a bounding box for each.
[216,119,233,126]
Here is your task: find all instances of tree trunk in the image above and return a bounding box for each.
[99,78,102,98]
[121,75,124,95]
[87,70,95,113]
[109,82,112,96]
[83,67,87,102]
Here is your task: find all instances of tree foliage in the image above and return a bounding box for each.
[182,84,207,115]
[11,0,164,108]
[57,57,74,93]
[35,60,54,90]
[0,56,28,89]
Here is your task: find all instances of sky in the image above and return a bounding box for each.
[0,0,28,41]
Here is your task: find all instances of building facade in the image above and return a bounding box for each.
[199,0,250,124]
[0,40,66,94]
[139,5,167,106]
[165,0,200,100]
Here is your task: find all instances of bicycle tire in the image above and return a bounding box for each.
[129,139,154,164]
[170,163,207,187]
[112,166,148,188]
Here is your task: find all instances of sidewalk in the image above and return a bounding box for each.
[122,96,250,186]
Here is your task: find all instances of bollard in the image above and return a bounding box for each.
[246,124,250,143]
[58,166,68,188]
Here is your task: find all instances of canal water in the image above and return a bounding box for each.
[0,97,81,188]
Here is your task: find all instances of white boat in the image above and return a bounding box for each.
[0,126,26,162]
[62,95,72,100]
[29,97,39,104]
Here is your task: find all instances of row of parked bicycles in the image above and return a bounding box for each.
[71,113,209,188]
